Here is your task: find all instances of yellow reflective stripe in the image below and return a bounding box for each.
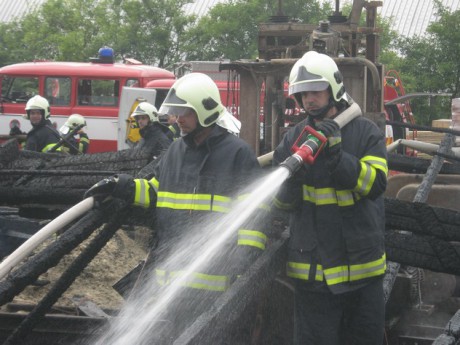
[156,192,232,213]
[336,190,354,206]
[42,143,61,152]
[79,137,90,144]
[150,177,159,193]
[156,269,166,285]
[286,262,324,281]
[324,265,349,285]
[349,253,387,281]
[237,229,267,250]
[157,192,211,210]
[237,194,270,211]
[212,194,232,212]
[323,253,387,285]
[328,135,341,147]
[133,179,150,208]
[355,161,376,196]
[155,269,229,291]
[362,155,388,176]
[273,197,295,210]
[303,185,355,206]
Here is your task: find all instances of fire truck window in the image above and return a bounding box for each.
[126,79,140,87]
[78,79,118,106]
[45,77,71,106]
[1,76,38,103]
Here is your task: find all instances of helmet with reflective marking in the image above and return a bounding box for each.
[131,102,159,122]
[159,73,225,127]
[60,114,86,135]
[25,95,50,119]
[289,51,347,105]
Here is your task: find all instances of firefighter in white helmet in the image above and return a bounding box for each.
[273,51,388,344]
[24,95,62,153]
[59,114,90,154]
[85,73,269,342]
[130,101,171,157]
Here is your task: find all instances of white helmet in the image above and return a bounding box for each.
[289,51,348,105]
[60,114,86,135]
[25,95,50,119]
[130,102,159,122]
[159,73,225,127]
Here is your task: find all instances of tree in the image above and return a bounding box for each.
[387,0,460,125]
[0,0,194,67]
[182,0,331,61]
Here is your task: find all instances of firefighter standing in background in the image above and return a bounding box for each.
[272,51,388,345]
[130,101,172,158]
[85,73,268,343]
[23,95,62,153]
[166,113,180,140]
[59,114,90,154]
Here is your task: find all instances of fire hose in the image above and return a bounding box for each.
[279,102,362,174]
[0,197,94,281]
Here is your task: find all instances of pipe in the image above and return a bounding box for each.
[388,139,460,157]
[0,197,94,281]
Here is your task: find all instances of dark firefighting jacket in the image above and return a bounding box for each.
[132,125,268,292]
[24,119,61,153]
[137,122,172,158]
[64,133,90,154]
[273,111,388,294]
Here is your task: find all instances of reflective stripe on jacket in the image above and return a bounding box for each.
[25,120,62,153]
[133,125,268,290]
[273,112,388,294]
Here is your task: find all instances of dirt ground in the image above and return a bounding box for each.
[9,227,150,311]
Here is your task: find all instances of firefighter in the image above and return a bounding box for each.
[166,113,180,140]
[130,101,172,157]
[85,73,267,343]
[59,114,90,154]
[23,95,62,153]
[272,51,388,345]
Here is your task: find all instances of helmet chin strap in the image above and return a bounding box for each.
[306,98,335,119]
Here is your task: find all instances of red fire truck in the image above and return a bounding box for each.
[0,48,175,152]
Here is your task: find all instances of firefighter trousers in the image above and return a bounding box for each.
[293,277,385,345]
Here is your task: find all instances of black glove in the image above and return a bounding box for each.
[316,119,342,171]
[84,174,134,202]
[315,118,340,138]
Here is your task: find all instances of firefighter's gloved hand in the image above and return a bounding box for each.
[324,132,342,171]
[84,174,134,202]
[315,118,340,138]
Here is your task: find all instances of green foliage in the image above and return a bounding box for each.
[383,0,460,125]
[183,0,331,61]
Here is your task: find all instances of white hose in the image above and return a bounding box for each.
[0,197,94,281]
[333,102,362,129]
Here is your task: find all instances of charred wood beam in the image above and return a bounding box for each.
[0,203,114,306]
[0,170,117,176]
[2,200,128,345]
[388,153,460,175]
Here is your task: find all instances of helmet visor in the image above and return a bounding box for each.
[60,124,70,135]
[159,105,194,117]
[289,80,329,96]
